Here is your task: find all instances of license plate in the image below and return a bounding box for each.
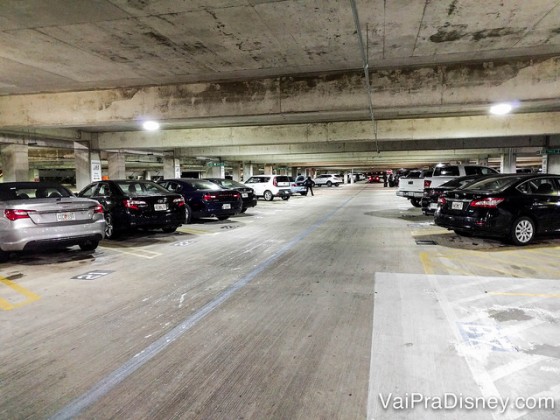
[241,193,248,198]
[57,212,75,221]
[429,203,438,209]
[223,204,231,209]
[154,204,168,211]
[451,201,463,210]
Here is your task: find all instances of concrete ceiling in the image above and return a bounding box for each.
[1,0,560,170]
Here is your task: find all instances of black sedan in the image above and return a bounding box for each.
[204,178,257,213]
[158,178,242,223]
[422,175,487,215]
[434,174,560,245]
[78,180,186,238]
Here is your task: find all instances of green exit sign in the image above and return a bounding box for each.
[544,149,560,155]
[207,162,225,167]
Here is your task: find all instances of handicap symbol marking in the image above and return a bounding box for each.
[457,322,516,352]
[72,270,114,280]
[172,241,192,247]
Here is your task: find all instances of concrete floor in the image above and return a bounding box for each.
[0,184,558,419]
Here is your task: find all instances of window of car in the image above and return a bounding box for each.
[97,183,112,196]
[433,166,460,176]
[517,178,559,195]
[190,180,222,190]
[275,176,290,183]
[465,166,498,175]
[79,184,97,198]
[117,181,170,196]
[466,176,520,192]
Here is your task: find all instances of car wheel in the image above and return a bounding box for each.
[104,213,117,239]
[301,192,308,196]
[263,190,274,201]
[326,181,332,187]
[217,216,229,221]
[240,208,247,213]
[334,183,340,187]
[162,226,177,233]
[410,198,421,207]
[79,240,99,251]
[184,204,193,224]
[510,216,535,246]
[281,196,289,200]
[0,250,9,263]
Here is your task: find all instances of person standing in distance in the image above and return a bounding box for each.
[304,176,314,196]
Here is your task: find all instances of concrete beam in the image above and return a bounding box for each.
[98,113,560,150]
[1,57,559,129]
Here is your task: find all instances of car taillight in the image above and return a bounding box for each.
[438,196,447,206]
[173,197,185,207]
[94,204,104,213]
[233,192,240,199]
[4,209,33,221]
[424,180,432,188]
[202,194,217,201]
[273,178,278,186]
[469,197,505,208]
[123,199,147,210]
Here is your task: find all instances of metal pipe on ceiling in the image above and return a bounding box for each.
[349,0,379,154]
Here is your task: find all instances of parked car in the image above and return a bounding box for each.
[204,178,257,213]
[423,164,498,190]
[421,175,489,215]
[159,178,242,222]
[396,169,432,207]
[0,182,105,262]
[313,174,343,187]
[434,174,560,245]
[244,175,291,201]
[290,176,308,196]
[78,180,186,238]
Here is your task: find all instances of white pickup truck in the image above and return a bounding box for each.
[423,164,499,189]
[396,169,432,207]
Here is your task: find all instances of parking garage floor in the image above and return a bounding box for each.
[1,184,558,419]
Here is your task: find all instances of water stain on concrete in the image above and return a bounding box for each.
[489,308,533,322]
[525,344,560,359]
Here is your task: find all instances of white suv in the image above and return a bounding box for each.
[313,174,343,187]
[244,175,292,201]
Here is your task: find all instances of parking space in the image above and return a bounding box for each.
[1,184,558,419]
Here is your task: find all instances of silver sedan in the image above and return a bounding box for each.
[0,182,106,262]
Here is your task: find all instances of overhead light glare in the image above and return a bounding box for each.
[142,120,160,131]
[489,103,512,115]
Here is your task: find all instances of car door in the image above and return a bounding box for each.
[519,177,560,232]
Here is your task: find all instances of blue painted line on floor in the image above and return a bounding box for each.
[51,193,356,420]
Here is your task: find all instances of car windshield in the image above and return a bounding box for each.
[0,183,72,200]
[463,176,520,192]
[117,181,170,196]
[439,176,478,189]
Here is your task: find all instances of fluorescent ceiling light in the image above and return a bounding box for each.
[489,103,512,115]
[142,120,160,131]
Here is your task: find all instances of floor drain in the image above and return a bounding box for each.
[416,240,437,245]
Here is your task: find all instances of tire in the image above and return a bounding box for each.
[162,226,177,233]
[0,250,9,263]
[334,183,340,187]
[410,198,421,208]
[184,204,193,224]
[281,196,289,201]
[301,192,308,196]
[79,240,99,251]
[104,213,117,239]
[217,216,229,221]
[326,181,332,187]
[510,216,535,246]
[263,190,274,201]
[240,208,247,213]
[453,229,473,237]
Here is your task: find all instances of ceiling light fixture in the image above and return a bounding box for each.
[489,103,513,115]
[142,120,160,131]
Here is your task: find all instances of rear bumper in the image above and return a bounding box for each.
[397,191,424,198]
[1,220,106,251]
[123,210,186,229]
[434,212,509,237]
[275,189,291,197]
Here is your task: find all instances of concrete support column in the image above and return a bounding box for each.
[350,171,355,184]
[264,164,273,175]
[291,167,299,178]
[500,149,516,174]
[163,156,181,179]
[545,155,560,174]
[74,142,95,190]
[205,165,225,178]
[243,163,254,181]
[1,144,29,182]
[231,162,242,182]
[477,157,489,166]
[108,152,126,180]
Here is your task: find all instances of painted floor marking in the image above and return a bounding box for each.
[99,246,161,259]
[0,277,41,310]
[490,292,560,298]
[50,188,359,420]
